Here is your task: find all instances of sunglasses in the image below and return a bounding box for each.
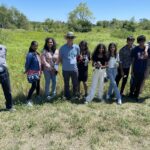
[67,37,74,39]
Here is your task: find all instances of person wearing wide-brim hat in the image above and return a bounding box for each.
[58,32,80,100]
[64,32,76,39]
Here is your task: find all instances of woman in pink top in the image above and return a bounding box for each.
[41,37,59,100]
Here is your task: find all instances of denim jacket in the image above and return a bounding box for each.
[25,52,41,72]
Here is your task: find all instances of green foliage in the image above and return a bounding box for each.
[139,18,150,30]
[68,19,92,32]
[68,2,94,32]
[97,17,137,32]
[122,17,137,32]
[111,29,133,39]
[0,5,29,30]
[97,20,110,28]
[43,19,68,33]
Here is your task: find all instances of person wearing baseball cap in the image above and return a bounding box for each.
[58,32,80,100]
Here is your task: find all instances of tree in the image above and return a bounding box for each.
[68,2,94,32]
[0,5,29,29]
[122,17,137,32]
[139,18,150,30]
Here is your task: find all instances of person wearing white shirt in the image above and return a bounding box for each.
[106,43,122,105]
[0,44,15,111]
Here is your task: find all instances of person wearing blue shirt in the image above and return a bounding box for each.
[59,32,80,99]
[130,35,150,102]
[25,41,41,106]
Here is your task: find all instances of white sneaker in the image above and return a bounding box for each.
[84,101,89,104]
[6,108,16,112]
[27,100,33,107]
[47,96,52,101]
[117,99,122,105]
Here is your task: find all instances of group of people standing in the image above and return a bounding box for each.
[0,32,149,111]
[24,32,150,106]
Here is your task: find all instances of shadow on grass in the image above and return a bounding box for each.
[120,95,150,104]
[0,108,8,112]
[12,90,67,106]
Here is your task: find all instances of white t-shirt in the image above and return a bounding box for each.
[0,44,7,72]
[108,54,120,68]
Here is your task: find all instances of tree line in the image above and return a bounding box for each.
[1,3,150,32]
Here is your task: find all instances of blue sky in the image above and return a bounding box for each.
[0,0,150,22]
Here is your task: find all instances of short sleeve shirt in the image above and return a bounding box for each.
[59,44,80,71]
[131,46,150,73]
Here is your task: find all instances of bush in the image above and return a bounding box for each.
[68,20,92,32]
[111,29,133,39]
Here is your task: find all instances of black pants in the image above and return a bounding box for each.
[27,80,40,100]
[130,72,145,98]
[0,69,13,109]
[116,68,130,94]
[62,70,78,98]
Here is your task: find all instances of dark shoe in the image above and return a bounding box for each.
[84,93,88,97]
[72,96,79,100]
[129,93,134,98]
[135,98,143,103]
[121,94,125,98]
[63,94,71,100]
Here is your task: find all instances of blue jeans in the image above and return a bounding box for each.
[43,70,56,96]
[107,68,121,100]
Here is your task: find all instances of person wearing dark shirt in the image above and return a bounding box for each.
[129,35,150,102]
[116,36,135,96]
[77,41,90,97]
[85,43,108,103]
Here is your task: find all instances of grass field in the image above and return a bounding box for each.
[0,28,150,150]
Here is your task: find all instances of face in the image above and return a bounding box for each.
[110,45,116,53]
[80,44,86,50]
[139,40,145,47]
[31,44,38,51]
[127,39,134,47]
[47,39,53,48]
[66,37,74,44]
[99,47,104,54]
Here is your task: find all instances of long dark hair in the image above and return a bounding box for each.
[92,43,107,61]
[29,41,38,53]
[107,43,117,61]
[44,37,56,53]
[79,40,89,55]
